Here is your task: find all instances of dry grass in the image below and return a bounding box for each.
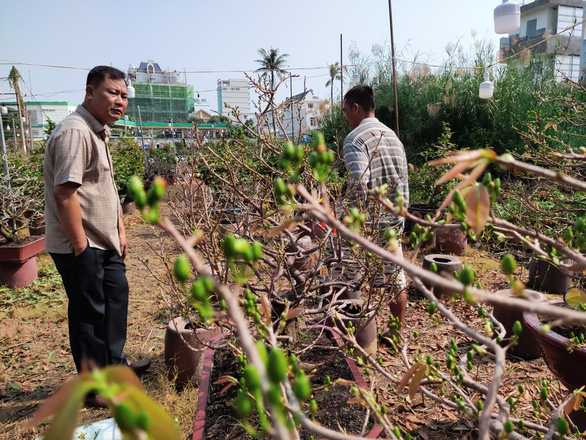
[0,209,199,440]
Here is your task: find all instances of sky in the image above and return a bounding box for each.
[0,0,506,114]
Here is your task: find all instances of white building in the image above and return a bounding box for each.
[4,101,77,139]
[277,90,325,140]
[500,0,585,83]
[216,78,252,120]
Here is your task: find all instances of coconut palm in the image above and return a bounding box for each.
[255,48,289,135]
[255,48,289,92]
[325,62,341,104]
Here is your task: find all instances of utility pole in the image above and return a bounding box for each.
[8,67,27,155]
[388,0,400,138]
[340,34,344,146]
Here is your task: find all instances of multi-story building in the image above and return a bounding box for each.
[500,0,585,83]
[277,90,325,140]
[126,60,194,123]
[216,78,252,120]
[3,101,77,139]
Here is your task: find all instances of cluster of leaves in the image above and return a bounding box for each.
[145,145,176,180]
[28,365,180,440]
[110,136,146,190]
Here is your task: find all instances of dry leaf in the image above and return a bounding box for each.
[213,375,236,385]
[285,308,304,320]
[461,184,490,234]
[398,362,423,393]
[268,219,297,238]
[408,364,427,400]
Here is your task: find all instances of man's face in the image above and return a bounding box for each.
[342,99,360,130]
[85,76,128,125]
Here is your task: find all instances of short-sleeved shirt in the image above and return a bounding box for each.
[44,105,121,255]
[343,117,409,226]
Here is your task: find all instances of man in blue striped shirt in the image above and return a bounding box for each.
[342,84,409,296]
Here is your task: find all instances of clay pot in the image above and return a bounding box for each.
[492,289,547,359]
[527,259,572,295]
[389,289,407,327]
[122,201,136,214]
[164,317,221,387]
[524,298,586,391]
[0,236,45,288]
[286,235,315,271]
[421,254,463,297]
[434,226,467,256]
[328,301,377,356]
[524,298,586,429]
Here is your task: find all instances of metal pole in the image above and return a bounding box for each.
[170,119,176,156]
[388,0,400,138]
[290,75,294,142]
[0,112,10,180]
[340,34,344,145]
[137,105,147,168]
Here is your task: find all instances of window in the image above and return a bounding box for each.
[147,63,155,74]
[310,117,316,127]
[557,6,583,37]
[308,103,314,109]
[526,19,537,38]
[555,54,580,83]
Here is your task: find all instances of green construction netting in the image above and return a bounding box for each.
[126,83,194,122]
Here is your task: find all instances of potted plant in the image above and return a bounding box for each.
[523,298,586,429]
[192,326,384,440]
[0,162,45,288]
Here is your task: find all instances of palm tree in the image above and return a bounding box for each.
[325,62,341,104]
[255,48,289,92]
[255,48,289,135]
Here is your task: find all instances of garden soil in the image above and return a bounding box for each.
[0,199,571,439]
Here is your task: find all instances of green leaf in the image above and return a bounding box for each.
[121,386,182,440]
[37,381,93,440]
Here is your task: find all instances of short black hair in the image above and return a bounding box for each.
[86,65,126,87]
[344,85,375,112]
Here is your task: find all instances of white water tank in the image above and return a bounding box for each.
[494,0,521,34]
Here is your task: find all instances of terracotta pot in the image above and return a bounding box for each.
[421,254,463,297]
[527,259,572,295]
[389,289,407,328]
[524,298,586,430]
[192,327,383,440]
[434,226,467,256]
[164,317,221,387]
[524,298,586,391]
[492,289,547,359]
[0,236,45,288]
[122,201,136,214]
[327,300,378,356]
[29,225,45,236]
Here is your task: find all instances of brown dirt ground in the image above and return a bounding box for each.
[0,200,569,440]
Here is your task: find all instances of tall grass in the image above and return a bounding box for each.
[320,37,570,164]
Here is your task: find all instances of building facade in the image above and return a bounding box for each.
[216,78,252,120]
[276,91,325,140]
[4,101,77,139]
[500,0,586,83]
[126,61,194,123]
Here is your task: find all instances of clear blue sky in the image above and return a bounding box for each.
[1,0,503,113]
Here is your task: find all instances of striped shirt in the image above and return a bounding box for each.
[44,105,121,255]
[343,117,409,223]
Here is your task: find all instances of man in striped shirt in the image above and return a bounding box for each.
[342,84,409,298]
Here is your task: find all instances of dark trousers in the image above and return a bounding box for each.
[50,246,129,372]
